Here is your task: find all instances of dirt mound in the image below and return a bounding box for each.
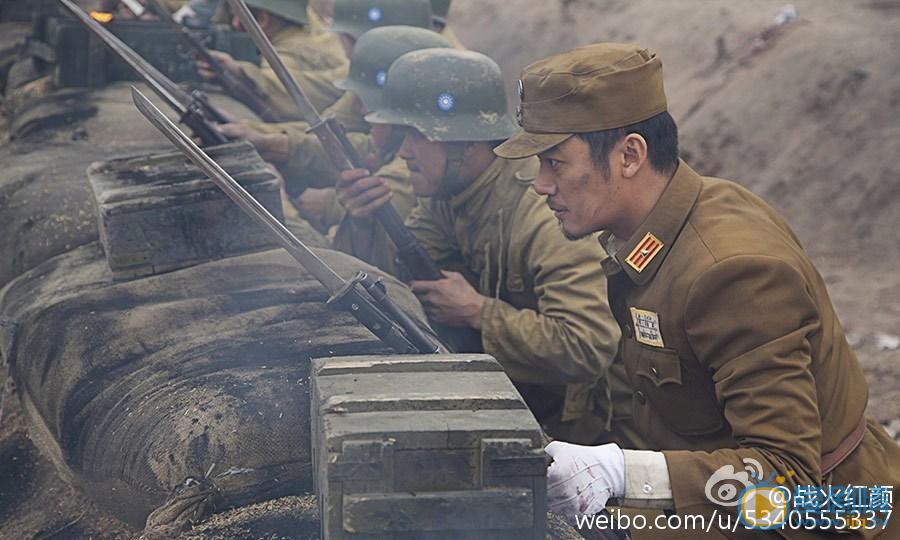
[453,0,900,427]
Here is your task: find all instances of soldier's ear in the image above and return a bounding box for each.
[620,133,648,179]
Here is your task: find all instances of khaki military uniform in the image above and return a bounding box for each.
[336,156,621,436]
[161,0,189,10]
[235,21,347,120]
[277,91,365,191]
[246,92,415,235]
[598,160,899,538]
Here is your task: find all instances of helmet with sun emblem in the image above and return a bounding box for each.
[330,0,433,39]
[333,26,451,111]
[365,49,518,142]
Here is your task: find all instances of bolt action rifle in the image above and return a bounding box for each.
[131,87,447,356]
[225,0,446,285]
[59,0,228,146]
[143,0,278,121]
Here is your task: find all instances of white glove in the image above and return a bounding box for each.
[545,441,626,518]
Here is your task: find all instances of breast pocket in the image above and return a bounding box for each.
[624,339,725,436]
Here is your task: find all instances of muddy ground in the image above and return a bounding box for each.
[1,1,898,539]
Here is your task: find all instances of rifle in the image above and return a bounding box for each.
[225,0,445,283]
[59,0,228,146]
[120,0,146,17]
[143,0,278,121]
[131,86,447,355]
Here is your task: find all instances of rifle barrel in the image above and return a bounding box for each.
[145,0,278,121]
[225,0,446,283]
[131,86,436,354]
[59,0,228,145]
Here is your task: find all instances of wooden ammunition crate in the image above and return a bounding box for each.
[31,14,259,88]
[311,354,547,539]
[87,141,282,280]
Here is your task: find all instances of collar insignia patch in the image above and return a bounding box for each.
[630,307,664,348]
[625,232,664,273]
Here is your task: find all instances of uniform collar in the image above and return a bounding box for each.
[600,159,703,285]
[449,156,507,212]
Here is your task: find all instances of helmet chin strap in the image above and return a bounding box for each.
[435,142,469,200]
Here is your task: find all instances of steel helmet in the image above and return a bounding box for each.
[365,48,518,142]
[430,0,451,21]
[330,0,432,39]
[334,26,451,111]
[243,0,309,25]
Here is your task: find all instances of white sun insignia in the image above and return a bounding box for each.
[437,92,455,112]
[375,70,387,87]
[367,7,382,22]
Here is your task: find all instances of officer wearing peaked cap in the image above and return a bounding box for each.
[195,0,348,119]
[496,42,900,538]
[335,48,621,440]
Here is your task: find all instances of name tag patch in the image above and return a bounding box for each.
[630,307,665,347]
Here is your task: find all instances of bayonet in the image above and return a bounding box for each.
[59,0,228,145]
[143,0,277,121]
[226,0,445,282]
[131,87,445,355]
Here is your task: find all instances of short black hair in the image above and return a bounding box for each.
[575,111,679,177]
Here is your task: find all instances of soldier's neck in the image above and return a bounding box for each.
[612,168,673,240]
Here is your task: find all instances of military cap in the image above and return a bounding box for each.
[243,0,309,25]
[495,43,667,159]
[330,0,432,39]
[365,48,518,142]
[334,26,451,111]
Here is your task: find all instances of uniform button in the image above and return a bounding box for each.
[634,390,647,405]
[624,325,633,338]
[642,482,654,494]
[650,366,659,378]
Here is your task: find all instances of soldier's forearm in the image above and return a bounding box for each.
[481,299,613,384]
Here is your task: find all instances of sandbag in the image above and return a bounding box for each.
[0,81,263,288]
[0,241,428,530]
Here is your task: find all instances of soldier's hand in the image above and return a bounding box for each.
[335,168,391,223]
[410,271,486,329]
[218,123,289,164]
[295,187,336,232]
[545,441,626,519]
[196,50,242,82]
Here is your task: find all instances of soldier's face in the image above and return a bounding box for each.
[533,137,623,239]
[398,128,447,196]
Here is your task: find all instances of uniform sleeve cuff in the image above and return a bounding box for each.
[620,449,674,509]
